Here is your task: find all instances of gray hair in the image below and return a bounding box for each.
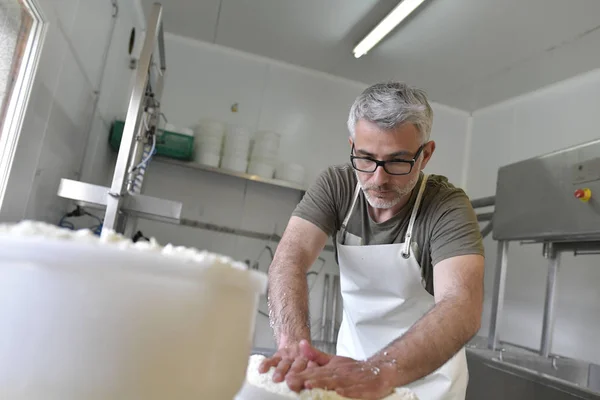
[347,82,433,143]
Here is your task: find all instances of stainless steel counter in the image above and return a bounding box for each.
[466,336,600,400]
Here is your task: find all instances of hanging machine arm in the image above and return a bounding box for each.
[57,2,181,234]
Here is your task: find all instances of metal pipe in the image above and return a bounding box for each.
[103,3,164,233]
[321,274,330,341]
[471,196,495,208]
[489,240,509,350]
[477,212,494,222]
[540,243,560,357]
[480,222,494,238]
[329,275,339,343]
[178,218,336,252]
[156,3,166,73]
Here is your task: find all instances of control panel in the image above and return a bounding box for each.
[493,140,600,242]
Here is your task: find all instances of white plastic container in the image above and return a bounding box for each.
[250,146,278,159]
[180,127,194,137]
[247,161,275,178]
[0,233,267,400]
[195,119,225,137]
[195,151,221,167]
[223,126,251,159]
[194,120,225,152]
[254,130,280,143]
[196,134,223,147]
[196,141,222,154]
[276,163,305,185]
[250,131,280,165]
[221,156,248,173]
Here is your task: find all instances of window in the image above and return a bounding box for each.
[0,0,43,209]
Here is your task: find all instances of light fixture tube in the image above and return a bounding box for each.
[353,0,427,58]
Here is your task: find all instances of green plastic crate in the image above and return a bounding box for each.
[109,120,194,161]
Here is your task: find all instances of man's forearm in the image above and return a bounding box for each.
[266,224,316,347]
[266,217,329,349]
[267,254,311,347]
[369,295,481,387]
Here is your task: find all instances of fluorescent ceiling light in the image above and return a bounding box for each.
[353,0,426,58]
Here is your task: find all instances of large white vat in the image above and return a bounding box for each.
[0,226,267,400]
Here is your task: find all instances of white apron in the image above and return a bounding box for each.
[335,175,468,400]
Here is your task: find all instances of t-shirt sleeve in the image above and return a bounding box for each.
[429,189,485,265]
[292,168,339,237]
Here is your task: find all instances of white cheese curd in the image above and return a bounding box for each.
[245,354,419,400]
[0,220,249,270]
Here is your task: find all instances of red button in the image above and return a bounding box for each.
[574,188,592,201]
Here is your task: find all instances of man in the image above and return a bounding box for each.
[259,82,484,400]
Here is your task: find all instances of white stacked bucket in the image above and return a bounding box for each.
[221,125,251,172]
[194,119,224,167]
[275,162,306,186]
[248,130,280,178]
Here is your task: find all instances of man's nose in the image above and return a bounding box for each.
[372,165,390,185]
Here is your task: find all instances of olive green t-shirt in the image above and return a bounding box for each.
[292,163,484,295]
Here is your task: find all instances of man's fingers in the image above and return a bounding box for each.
[289,357,308,374]
[285,371,306,393]
[259,356,280,373]
[307,360,319,369]
[273,358,293,382]
[258,356,281,373]
[299,339,332,366]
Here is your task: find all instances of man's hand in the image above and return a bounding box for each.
[285,343,396,399]
[258,340,323,383]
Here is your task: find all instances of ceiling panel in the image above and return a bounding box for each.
[214,0,384,73]
[141,0,221,43]
[148,0,600,111]
[332,0,600,107]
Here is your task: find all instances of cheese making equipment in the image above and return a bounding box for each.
[57,2,182,236]
[489,140,600,356]
[465,140,600,399]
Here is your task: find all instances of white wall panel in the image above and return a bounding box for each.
[80,113,111,186]
[424,104,470,187]
[42,0,80,35]
[161,34,268,131]
[33,5,68,94]
[51,50,95,131]
[466,104,517,197]
[67,0,114,87]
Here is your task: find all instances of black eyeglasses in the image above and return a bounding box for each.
[350,143,425,175]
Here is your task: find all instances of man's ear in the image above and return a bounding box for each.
[348,137,353,146]
[420,140,436,170]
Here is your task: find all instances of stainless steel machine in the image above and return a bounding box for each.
[490,140,600,356]
[467,139,600,399]
[57,3,182,236]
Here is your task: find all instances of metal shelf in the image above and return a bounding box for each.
[154,157,307,192]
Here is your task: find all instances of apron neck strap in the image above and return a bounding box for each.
[341,183,362,231]
[401,174,429,259]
